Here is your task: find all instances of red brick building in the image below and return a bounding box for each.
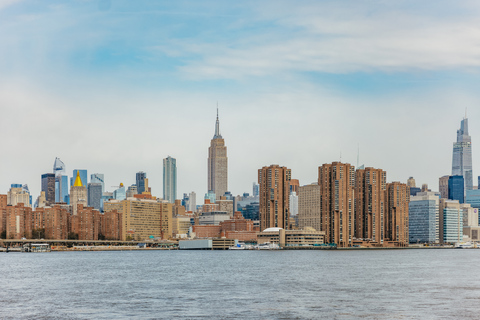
[6,203,33,239]
[103,210,122,240]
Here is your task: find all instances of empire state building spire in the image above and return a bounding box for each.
[213,108,222,139]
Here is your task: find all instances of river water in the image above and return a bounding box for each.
[1,249,479,319]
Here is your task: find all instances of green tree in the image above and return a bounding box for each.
[67,232,78,240]
[0,230,6,239]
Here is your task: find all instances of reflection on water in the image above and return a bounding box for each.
[1,249,479,319]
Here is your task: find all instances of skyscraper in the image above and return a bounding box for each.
[87,183,103,211]
[163,156,177,203]
[355,167,387,244]
[136,172,147,194]
[208,109,228,200]
[41,173,55,205]
[258,165,291,231]
[53,158,69,203]
[91,173,105,193]
[385,182,410,245]
[452,117,473,192]
[189,191,196,212]
[318,162,355,247]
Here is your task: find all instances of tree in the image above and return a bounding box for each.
[0,230,6,239]
[31,228,45,239]
[67,232,78,240]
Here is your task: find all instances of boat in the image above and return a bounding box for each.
[254,242,280,250]
[455,242,473,249]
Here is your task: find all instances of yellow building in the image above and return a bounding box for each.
[257,227,325,247]
[172,215,192,238]
[104,198,172,241]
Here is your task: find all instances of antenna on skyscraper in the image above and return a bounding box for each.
[465,107,467,119]
[340,151,342,162]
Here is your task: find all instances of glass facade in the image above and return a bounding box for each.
[113,186,126,201]
[448,175,464,203]
[409,199,438,243]
[136,172,146,194]
[88,183,103,210]
[55,175,69,203]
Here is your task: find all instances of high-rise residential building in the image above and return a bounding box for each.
[163,156,177,203]
[452,117,473,192]
[439,199,463,243]
[407,177,416,188]
[71,170,88,190]
[439,175,450,199]
[298,183,321,232]
[385,182,409,245]
[6,203,32,239]
[208,110,228,200]
[41,173,55,205]
[252,183,259,197]
[87,183,103,211]
[70,171,87,215]
[104,197,172,241]
[409,191,439,243]
[318,162,355,247]
[258,165,291,231]
[136,172,147,194]
[355,167,387,244]
[7,185,31,207]
[448,175,464,203]
[91,173,105,193]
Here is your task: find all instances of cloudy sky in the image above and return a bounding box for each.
[1,0,480,204]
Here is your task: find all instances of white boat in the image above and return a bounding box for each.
[229,243,246,250]
[254,242,280,250]
[455,242,473,249]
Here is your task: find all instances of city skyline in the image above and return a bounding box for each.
[1,1,480,200]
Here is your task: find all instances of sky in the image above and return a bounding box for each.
[1,0,480,205]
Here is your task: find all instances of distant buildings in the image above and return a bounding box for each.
[208,110,228,200]
[7,184,31,207]
[163,156,177,203]
[71,170,88,190]
[258,165,291,231]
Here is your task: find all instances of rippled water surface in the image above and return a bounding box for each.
[1,249,480,319]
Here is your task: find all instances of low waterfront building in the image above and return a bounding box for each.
[257,227,325,247]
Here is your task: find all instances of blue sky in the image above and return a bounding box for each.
[1,0,480,202]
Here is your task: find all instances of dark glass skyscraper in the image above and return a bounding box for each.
[136,172,146,194]
[41,173,55,205]
[448,175,465,203]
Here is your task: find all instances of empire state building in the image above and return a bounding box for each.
[208,110,228,199]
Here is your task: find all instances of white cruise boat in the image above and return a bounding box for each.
[455,242,473,249]
[254,242,280,250]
